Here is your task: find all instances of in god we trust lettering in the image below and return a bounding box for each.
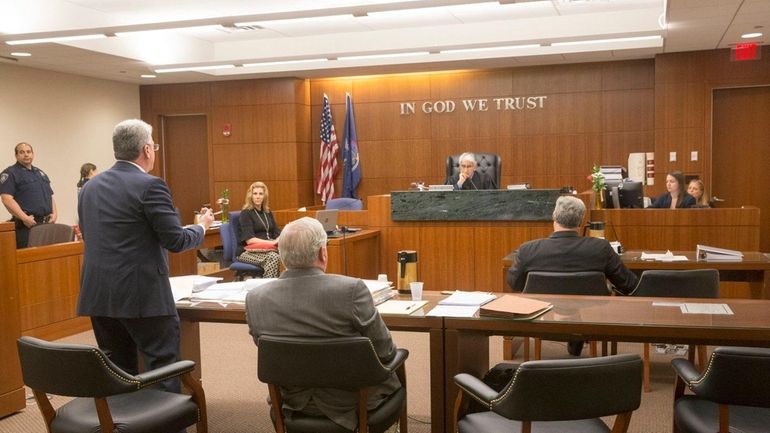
[399,95,548,115]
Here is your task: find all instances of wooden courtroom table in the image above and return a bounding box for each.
[443,294,770,433]
[177,291,446,433]
[501,250,770,299]
[0,223,24,418]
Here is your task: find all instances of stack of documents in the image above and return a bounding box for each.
[169,275,221,301]
[172,276,277,304]
[640,251,688,262]
[696,244,743,261]
[362,279,396,305]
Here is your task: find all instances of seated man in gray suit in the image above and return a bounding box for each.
[245,217,401,432]
[506,195,638,355]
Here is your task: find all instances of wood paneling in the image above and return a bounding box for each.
[0,223,24,417]
[210,79,305,106]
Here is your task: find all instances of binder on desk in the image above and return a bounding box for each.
[696,244,743,261]
[479,295,553,320]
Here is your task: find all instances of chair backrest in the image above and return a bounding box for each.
[27,223,74,247]
[219,221,237,265]
[632,269,719,298]
[17,336,137,397]
[494,354,642,421]
[257,335,393,389]
[523,271,609,296]
[687,346,770,408]
[446,153,501,188]
[325,197,363,210]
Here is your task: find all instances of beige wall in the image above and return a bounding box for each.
[0,63,139,225]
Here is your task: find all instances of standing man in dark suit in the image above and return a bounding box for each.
[245,217,401,432]
[77,119,213,392]
[506,195,637,355]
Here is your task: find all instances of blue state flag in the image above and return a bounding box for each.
[342,93,361,198]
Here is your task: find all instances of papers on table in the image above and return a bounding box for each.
[438,291,496,306]
[640,250,688,262]
[377,300,428,315]
[696,244,743,262]
[169,275,222,301]
[362,279,396,305]
[652,301,734,315]
[172,276,277,304]
[426,305,479,317]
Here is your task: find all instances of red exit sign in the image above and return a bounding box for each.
[732,43,760,61]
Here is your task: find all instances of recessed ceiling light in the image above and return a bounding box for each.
[552,35,662,46]
[441,44,540,54]
[155,64,235,73]
[338,52,431,61]
[243,58,328,67]
[6,34,107,45]
[141,74,156,78]
[10,52,31,57]
[741,32,763,39]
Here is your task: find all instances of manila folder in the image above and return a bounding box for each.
[480,295,553,319]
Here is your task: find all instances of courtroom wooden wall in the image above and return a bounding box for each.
[140,79,312,211]
[139,48,770,227]
[311,60,655,201]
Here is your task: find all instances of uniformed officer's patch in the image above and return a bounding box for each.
[0,172,8,184]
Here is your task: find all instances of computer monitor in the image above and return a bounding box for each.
[618,180,644,208]
[603,180,644,209]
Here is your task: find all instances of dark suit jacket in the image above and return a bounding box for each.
[506,231,638,294]
[649,191,695,208]
[77,161,205,317]
[445,171,497,190]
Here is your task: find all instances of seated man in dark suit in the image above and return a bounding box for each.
[507,195,638,355]
[445,152,497,190]
[245,217,401,432]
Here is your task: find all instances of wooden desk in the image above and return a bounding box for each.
[444,295,770,432]
[177,291,446,433]
[325,229,380,279]
[0,223,24,417]
[501,250,770,299]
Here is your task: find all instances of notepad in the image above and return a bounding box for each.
[376,300,428,315]
[426,305,479,317]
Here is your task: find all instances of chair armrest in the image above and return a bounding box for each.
[454,373,500,406]
[383,348,409,372]
[135,360,197,388]
[671,358,701,384]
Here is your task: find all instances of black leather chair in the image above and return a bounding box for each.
[221,210,264,280]
[257,335,409,433]
[446,153,501,189]
[27,223,74,247]
[672,346,770,433]
[522,271,609,360]
[632,269,720,392]
[454,354,642,433]
[17,336,207,433]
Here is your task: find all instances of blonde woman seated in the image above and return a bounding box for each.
[687,179,712,208]
[238,181,281,278]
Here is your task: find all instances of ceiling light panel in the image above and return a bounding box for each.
[238,14,367,37]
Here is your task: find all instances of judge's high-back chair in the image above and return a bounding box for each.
[446,153,501,189]
[522,271,609,360]
[632,269,720,392]
[454,354,643,433]
[17,336,207,433]
[257,335,409,433]
[220,210,264,280]
[672,346,770,433]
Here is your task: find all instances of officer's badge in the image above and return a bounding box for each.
[0,172,8,184]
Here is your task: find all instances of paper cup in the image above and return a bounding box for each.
[410,282,424,300]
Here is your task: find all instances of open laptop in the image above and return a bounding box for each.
[315,209,343,238]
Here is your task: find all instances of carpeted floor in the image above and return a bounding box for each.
[0,323,685,433]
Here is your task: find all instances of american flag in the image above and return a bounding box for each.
[316,94,339,203]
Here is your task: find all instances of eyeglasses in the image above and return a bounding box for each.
[460,164,474,168]
[147,143,160,151]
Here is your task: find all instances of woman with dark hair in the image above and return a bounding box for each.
[649,170,695,208]
[77,163,97,192]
